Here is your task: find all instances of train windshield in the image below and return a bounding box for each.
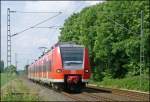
[60,47,83,70]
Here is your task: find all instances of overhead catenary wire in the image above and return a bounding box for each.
[11,12,62,37]
[104,15,137,35]
[31,26,62,29]
[14,11,62,14]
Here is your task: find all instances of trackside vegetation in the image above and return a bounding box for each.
[89,75,149,92]
[1,65,17,86]
[59,1,150,91]
[1,78,39,101]
[1,73,16,86]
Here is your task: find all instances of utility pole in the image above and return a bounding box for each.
[7,8,16,68]
[140,10,144,88]
[15,53,18,71]
[7,8,11,67]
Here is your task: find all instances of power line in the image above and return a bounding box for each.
[11,12,62,37]
[104,15,137,35]
[15,11,61,14]
[31,26,62,29]
[99,12,140,15]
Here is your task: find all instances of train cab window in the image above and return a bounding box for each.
[60,47,83,70]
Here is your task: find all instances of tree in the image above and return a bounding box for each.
[59,1,150,80]
[24,65,29,74]
[0,60,4,73]
[5,65,16,73]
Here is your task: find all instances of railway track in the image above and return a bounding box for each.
[61,91,86,101]
[61,86,149,101]
[87,85,149,101]
[27,77,149,101]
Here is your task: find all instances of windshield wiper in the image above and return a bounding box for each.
[64,61,82,64]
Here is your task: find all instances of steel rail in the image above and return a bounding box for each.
[87,85,149,101]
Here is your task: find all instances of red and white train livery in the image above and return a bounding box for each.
[28,42,91,91]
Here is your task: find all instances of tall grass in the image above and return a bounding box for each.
[1,73,16,86]
[1,78,39,101]
[89,75,149,92]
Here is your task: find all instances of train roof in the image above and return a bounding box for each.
[54,42,84,48]
[29,42,84,66]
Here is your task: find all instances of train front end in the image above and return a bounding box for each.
[60,43,91,92]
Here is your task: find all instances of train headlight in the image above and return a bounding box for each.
[56,69,62,73]
[85,69,89,73]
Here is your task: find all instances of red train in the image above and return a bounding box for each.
[28,42,91,92]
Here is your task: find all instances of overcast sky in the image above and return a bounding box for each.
[1,1,104,70]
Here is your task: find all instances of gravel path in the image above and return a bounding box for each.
[21,76,73,101]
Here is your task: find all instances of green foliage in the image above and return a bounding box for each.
[90,75,149,92]
[24,65,29,74]
[0,60,4,73]
[5,65,17,74]
[1,73,16,86]
[1,79,39,101]
[59,1,150,81]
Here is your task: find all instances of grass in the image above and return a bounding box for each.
[89,75,149,92]
[1,78,39,101]
[1,73,16,86]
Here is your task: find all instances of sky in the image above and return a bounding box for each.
[1,1,104,70]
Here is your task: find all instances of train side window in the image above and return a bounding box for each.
[39,65,41,72]
[38,64,40,72]
[31,66,33,73]
[36,65,39,72]
[46,60,50,72]
[35,65,36,73]
[33,65,35,73]
[46,61,48,72]
[39,65,40,72]
[44,60,46,72]
[30,66,32,73]
[41,61,43,72]
[28,67,30,74]
[49,60,51,71]
[41,64,42,72]
[40,64,42,72]
[30,67,31,73]
[39,64,41,72]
